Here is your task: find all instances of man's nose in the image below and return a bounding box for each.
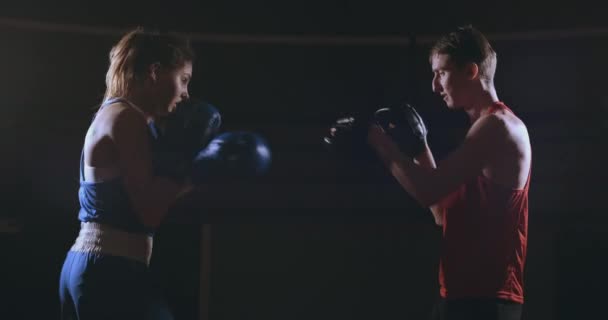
[432,76,441,93]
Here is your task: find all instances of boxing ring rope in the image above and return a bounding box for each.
[1,16,608,46]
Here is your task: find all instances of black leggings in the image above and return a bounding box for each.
[430,298,523,320]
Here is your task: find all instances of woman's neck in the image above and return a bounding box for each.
[123,90,156,123]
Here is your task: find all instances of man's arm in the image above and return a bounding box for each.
[368,114,508,207]
[413,144,444,226]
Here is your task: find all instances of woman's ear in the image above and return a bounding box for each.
[147,62,161,83]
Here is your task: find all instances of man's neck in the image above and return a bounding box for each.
[463,86,499,123]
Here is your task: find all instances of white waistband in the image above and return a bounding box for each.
[70,222,153,266]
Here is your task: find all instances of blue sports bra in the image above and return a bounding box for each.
[77,98,155,235]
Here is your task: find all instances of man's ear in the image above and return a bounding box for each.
[466,62,479,80]
[147,62,161,82]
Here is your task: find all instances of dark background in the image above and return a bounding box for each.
[0,1,607,319]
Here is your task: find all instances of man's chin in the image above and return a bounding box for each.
[445,102,455,109]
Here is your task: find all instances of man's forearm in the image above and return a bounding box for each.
[414,145,444,226]
[373,139,436,206]
[368,126,448,210]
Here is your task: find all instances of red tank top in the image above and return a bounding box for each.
[438,101,530,303]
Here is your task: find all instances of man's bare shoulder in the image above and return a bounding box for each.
[496,110,530,147]
[471,110,529,144]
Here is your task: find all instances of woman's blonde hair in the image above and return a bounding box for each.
[103,27,195,101]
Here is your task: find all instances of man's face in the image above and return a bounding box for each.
[430,53,470,109]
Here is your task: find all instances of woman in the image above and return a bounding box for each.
[59,27,195,320]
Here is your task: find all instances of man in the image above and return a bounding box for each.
[367,25,532,320]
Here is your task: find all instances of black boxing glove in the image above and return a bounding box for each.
[324,114,368,153]
[373,103,428,158]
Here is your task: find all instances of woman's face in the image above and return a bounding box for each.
[152,61,193,116]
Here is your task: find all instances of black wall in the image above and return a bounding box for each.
[0,16,607,320]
